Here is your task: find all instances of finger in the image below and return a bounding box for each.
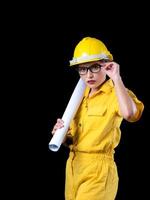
[101,62,110,68]
[55,123,64,129]
[51,129,55,135]
[51,123,64,135]
[51,125,58,135]
[102,63,113,70]
[57,118,63,123]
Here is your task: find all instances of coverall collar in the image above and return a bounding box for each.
[84,79,114,98]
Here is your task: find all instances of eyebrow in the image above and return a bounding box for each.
[79,63,100,68]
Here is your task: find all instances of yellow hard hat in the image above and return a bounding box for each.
[69,37,113,66]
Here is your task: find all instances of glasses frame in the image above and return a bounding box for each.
[75,63,102,75]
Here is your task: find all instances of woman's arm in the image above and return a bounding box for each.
[102,62,137,121]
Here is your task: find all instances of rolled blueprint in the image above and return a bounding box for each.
[49,78,86,152]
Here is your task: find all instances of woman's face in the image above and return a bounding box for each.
[77,60,107,91]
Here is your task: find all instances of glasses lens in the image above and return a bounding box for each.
[76,63,101,75]
[75,67,87,75]
[90,64,101,73]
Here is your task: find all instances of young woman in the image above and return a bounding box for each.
[52,37,144,200]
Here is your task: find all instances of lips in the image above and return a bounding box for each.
[87,80,96,84]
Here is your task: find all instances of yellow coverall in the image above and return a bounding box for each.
[65,79,144,200]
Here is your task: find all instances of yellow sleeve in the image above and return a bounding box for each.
[127,89,144,122]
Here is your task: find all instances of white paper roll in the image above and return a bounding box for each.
[49,78,86,152]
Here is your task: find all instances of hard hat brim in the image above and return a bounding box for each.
[69,54,113,66]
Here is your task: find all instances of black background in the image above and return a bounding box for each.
[4,3,149,200]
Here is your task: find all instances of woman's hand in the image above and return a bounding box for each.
[51,119,72,144]
[51,118,64,135]
[102,61,120,82]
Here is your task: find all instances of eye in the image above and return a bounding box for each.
[91,64,101,70]
[78,67,87,73]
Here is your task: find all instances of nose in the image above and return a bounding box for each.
[86,69,93,78]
